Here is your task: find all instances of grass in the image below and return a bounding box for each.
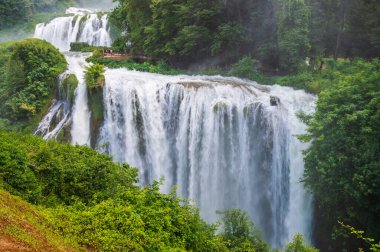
[0,189,83,251]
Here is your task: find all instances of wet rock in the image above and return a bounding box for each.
[270,96,280,106]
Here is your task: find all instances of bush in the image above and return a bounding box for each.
[85,63,105,89]
[0,131,138,206]
[70,42,90,52]
[48,183,225,251]
[228,56,264,82]
[0,39,67,124]
[285,234,318,252]
[218,209,269,252]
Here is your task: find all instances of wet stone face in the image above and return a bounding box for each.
[270,96,280,106]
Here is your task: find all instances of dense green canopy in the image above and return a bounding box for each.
[110,0,380,72]
[300,59,380,251]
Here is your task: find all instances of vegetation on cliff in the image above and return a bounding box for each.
[0,39,66,131]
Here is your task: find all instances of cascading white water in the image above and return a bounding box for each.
[34,7,112,51]
[98,70,315,247]
[34,8,316,248]
[66,52,92,145]
[34,8,111,145]
[35,73,72,139]
[35,52,91,145]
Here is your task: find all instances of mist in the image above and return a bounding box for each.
[78,0,118,11]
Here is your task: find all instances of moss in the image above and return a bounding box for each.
[88,88,104,148]
[243,106,248,117]
[56,123,72,143]
[97,12,106,19]
[61,74,78,104]
[213,101,228,113]
[78,15,88,30]
[71,15,79,27]
[132,91,146,157]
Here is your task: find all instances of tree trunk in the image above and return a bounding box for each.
[334,0,348,59]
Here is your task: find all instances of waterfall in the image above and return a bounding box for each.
[34,7,111,145]
[34,9,316,248]
[66,52,92,145]
[98,70,315,247]
[33,7,112,51]
[35,73,72,139]
[35,52,91,145]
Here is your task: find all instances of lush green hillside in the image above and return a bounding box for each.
[0,189,82,251]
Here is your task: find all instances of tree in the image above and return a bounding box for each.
[301,59,380,251]
[285,234,318,252]
[218,209,269,252]
[276,0,311,73]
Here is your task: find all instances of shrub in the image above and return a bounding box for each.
[85,63,105,89]
[0,39,67,123]
[285,234,318,252]
[228,56,264,82]
[218,209,269,252]
[0,131,138,206]
[70,42,90,52]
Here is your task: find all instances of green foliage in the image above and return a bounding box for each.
[70,42,90,52]
[0,131,138,206]
[0,39,67,130]
[339,222,380,252]
[47,183,225,251]
[276,0,311,73]
[0,130,324,251]
[112,35,130,52]
[228,56,264,82]
[218,209,269,252]
[0,0,32,28]
[84,63,105,89]
[86,56,182,75]
[87,87,104,148]
[0,130,228,251]
[110,0,380,73]
[285,234,318,252]
[275,71,315,92]
[301,59,380,250]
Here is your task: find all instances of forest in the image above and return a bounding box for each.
[0,0,379,251]
[110,0,380,73]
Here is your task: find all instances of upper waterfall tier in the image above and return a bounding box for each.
[34,7,112,51]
